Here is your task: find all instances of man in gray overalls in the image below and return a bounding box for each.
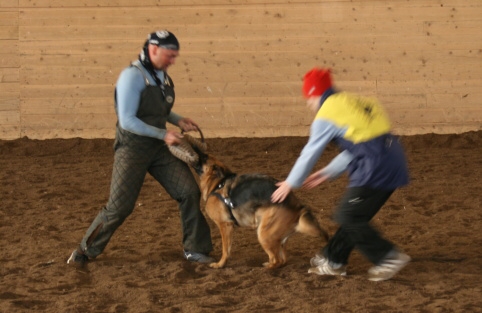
[67,31,214,265]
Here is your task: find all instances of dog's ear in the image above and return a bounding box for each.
[213,164,235,179]
[192,146,208,163]
[212,165,224,179]
[199,151,208,165]
[191,148,209,175]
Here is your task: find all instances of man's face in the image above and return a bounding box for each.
[306,96,322,112]
[150,46,179,71]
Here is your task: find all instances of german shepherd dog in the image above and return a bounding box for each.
[192,151,329,269]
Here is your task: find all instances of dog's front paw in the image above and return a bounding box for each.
[209,262,225,269]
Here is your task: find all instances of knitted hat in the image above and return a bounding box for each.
[147,30,180,50]
[302,68,333,98]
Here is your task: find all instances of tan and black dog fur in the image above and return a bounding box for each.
[193,152,329,269]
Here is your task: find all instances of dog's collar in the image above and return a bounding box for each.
[209,192,239,226]
[210,173,239,226]
[210,192,234,210]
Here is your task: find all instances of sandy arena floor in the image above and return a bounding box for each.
[0,131,481,312]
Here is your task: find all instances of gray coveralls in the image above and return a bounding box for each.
[78,64,213,258]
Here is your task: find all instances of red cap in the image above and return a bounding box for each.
[302,68,333,98]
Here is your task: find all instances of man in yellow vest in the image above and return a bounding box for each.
[272,68,411,281]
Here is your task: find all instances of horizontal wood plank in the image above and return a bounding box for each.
[14,123,481,140]
[20,106,481,132]
[18,4,481,26]
[20,98,114,115]
[17,0,306,8]
[0,98,19,111]
[0,40,19,54]
[17,0,477,9]
[16,0,397,9]
[0,1,18,9]
[19,50,480,87]
[377,79,482,95]
[18,35,482,56]
[20,47,479,67]
[0,68,19,83]
[0,126,20,140]
[19,22,429,41]
[0,26,18,40]
[0,11,18,26]
[0,110,20,125]
[0,82,19,94]
[20,84,114,98]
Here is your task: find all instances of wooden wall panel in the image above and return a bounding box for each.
[0,0,480,139]
[18,0,352,7]
[0,8,19,139]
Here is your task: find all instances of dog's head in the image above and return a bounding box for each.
[192,151,235,201]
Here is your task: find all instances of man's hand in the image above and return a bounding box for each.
[164,130,183,146]
[178,118,199,132]
[302,171,329,189]
[271,181,293,203]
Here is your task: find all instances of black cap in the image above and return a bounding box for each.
[147,30,180,50]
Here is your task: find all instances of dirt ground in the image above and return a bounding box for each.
[0,131,481,313]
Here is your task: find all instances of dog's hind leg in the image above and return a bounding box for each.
[260,240,286,269]
[257,223,284,269]
[259,239,283,269]
[279,236,290,265]
[210,221,235,269]
[257,208,296,269]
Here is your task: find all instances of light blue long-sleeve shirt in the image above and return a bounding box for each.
[286,90,409,190]
[286,119,352,188]
[115,60,183,140]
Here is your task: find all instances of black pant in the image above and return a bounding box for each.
[79,129,213,258]
[323,187,395,266]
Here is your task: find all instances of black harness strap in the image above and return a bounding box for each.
[209,174,239,226]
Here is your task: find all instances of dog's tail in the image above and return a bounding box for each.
[296,207,329,242]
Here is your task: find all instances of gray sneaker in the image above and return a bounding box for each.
[308,262,347,276]
[368,251,411,281]
[310,254,328,267]
[67,249,88,266]
[183,250,215,264]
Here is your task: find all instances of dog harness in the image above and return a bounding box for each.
[209,174,239,226]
